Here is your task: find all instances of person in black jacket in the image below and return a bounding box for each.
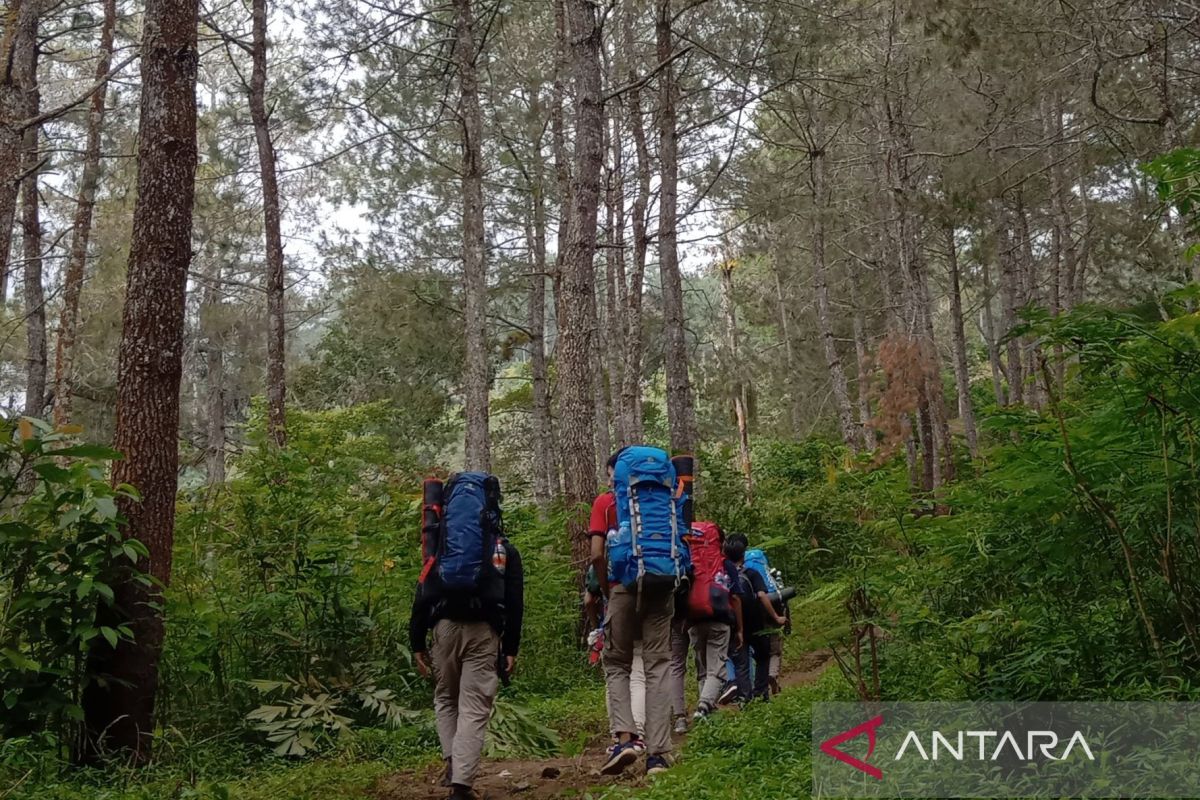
[410,537,524,800]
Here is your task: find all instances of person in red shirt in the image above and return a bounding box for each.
[587,450,660,774]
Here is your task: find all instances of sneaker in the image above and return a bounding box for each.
[673,716,689,735]
[692,701,713,721]
[631,736,646,754]
[600,740,640,775]
[440,759,453,788]
[646,755,670,776]
[718,683,739,706]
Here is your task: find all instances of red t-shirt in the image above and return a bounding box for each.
[588,491,617,538]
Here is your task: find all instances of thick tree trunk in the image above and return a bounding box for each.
[655,0,696,457]
[527,95,557,508]
[718,261,752,501]
[53,0,116,428]
[250,0,287,448]
[0,0,37,303]
[808,139,858,451]
[80,0,199,764]
[20,44,44,418]
[558,0,603,574]
[944,223,978,460]
[455,0,489,471]
[621,8,648,443]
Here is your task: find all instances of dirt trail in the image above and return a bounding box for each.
[372,649,833,800]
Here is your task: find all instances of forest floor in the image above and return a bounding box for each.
[371,649,834,800]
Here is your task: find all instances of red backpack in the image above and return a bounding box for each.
[687,521,732,621]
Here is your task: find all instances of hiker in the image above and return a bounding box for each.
[685,521,742,719]
[590,446,691,777]
[724,533,786,704]
[410,473,524,800]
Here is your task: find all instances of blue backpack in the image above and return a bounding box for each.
[743,548,779,595]
[420,472,506,605]
[609,446,691,589]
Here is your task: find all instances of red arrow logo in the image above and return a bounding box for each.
[819,714,884,780]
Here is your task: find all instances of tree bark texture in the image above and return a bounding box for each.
[455,0,490,471]
[250,0,287,448]
[558,0,603,574]
[655,0,696,457]
[80,0,199,763]
[53,0,116,428]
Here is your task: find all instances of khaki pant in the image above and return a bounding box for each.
[769,633,783,679]
[603,641,646,736]
[431,619,500,787]
[669,623,688,718]
[603,584,673,756]
[689,620,731,708]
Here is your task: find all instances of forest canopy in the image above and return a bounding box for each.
[1,0,1199,798]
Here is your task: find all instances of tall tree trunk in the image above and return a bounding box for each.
[621,7,648,443]
[847,269,873,449]
[558,0,602,574]
[202,261,225,485]
[20,46,43,417]
[655,0,696,457]
[980,245,1006,405]
[454,0,489,471]
[997,205,1024,405]
[80,0,199,764]
[551,0,570,320]
[0,0,36,303]
[718,260,752,501]
[1015,191,1041,410]
[607,109,635,447]
[527,95,557,508]
[53,0,116,427]
[944,222,978,460]
[808,136,858,451]
[592,277,611,475]
[250,0,287,448]
[768,225,802,435]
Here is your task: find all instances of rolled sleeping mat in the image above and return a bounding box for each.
[767,586,798,605]
[421,477,445,561]
[671,454,695,529]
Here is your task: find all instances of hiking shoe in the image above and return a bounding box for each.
[630,736,646,754]
[440,759,453,788]
[718,683,739,706]
[600,740,640,775]
[692,701,713,721]
[448,785,479,800]
[673,716,689,735]
[646,755,670,776]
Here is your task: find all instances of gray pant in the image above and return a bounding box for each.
[689,620,731,708]
[431,619,500,787]
[670,622,688,718]
[603,583,674,756]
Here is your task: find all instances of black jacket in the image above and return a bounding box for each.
[409,540,524,657]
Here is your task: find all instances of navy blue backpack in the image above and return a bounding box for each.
[420,471,505,606]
